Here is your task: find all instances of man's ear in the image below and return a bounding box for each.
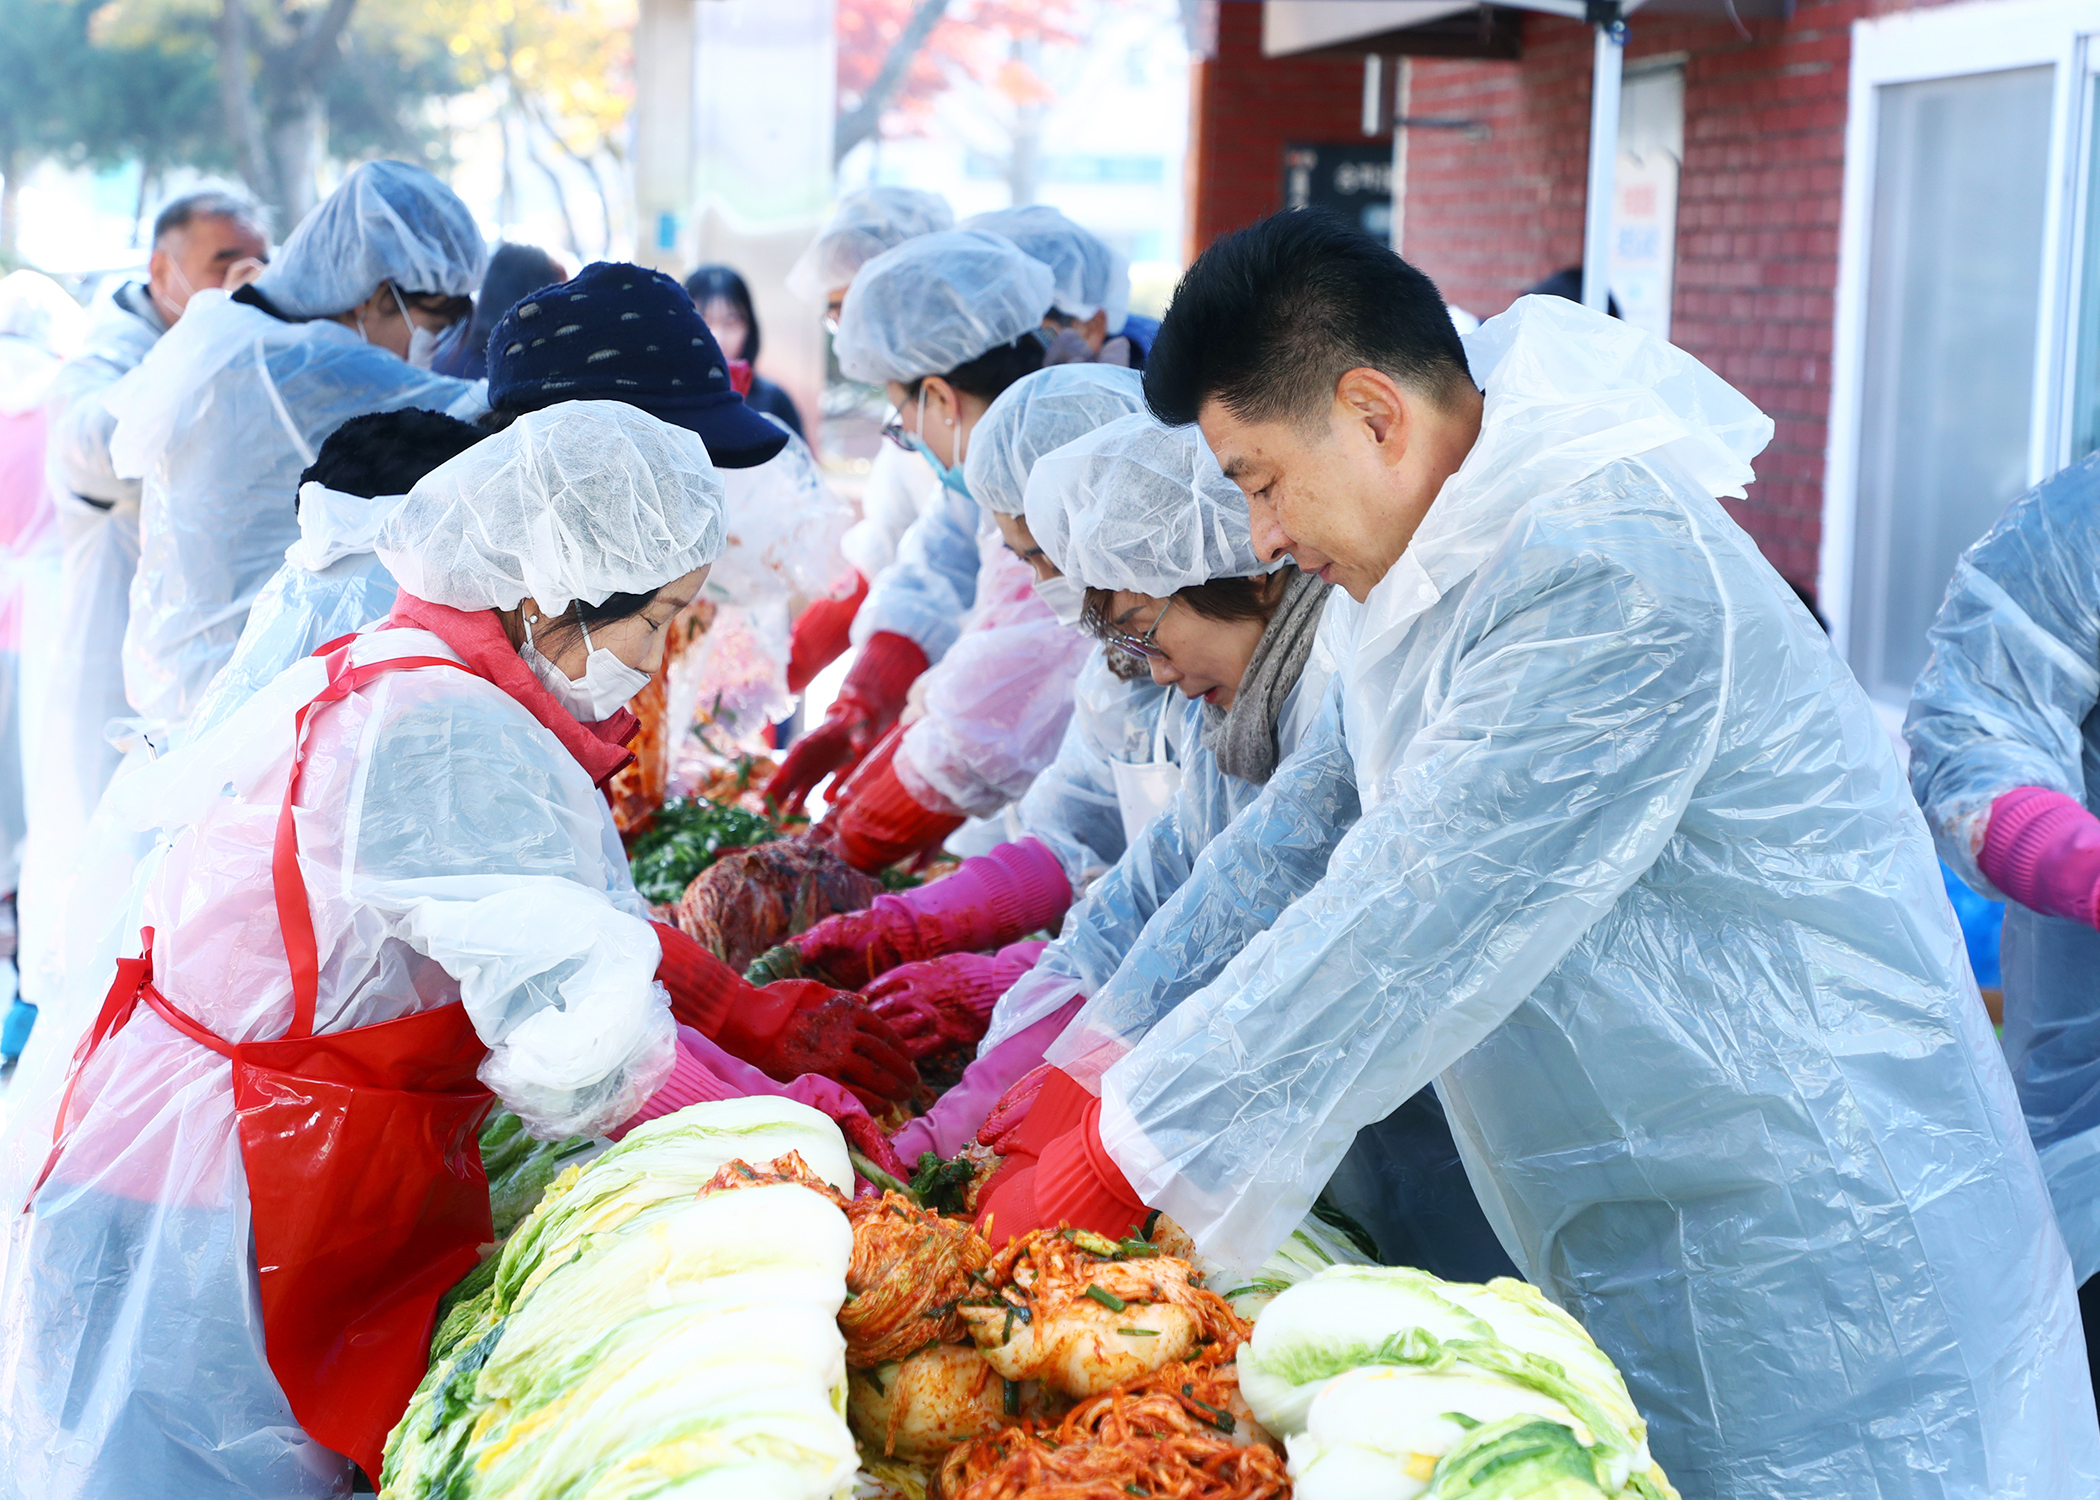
[1334,366,1409,460]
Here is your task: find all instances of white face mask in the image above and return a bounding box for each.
[390,284,444,370]
[520,612,653,722]
[1031,573,1086,628]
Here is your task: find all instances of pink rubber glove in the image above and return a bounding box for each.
[789,838,1072,989]
[616,1025,909,1183]
[863,941,1045,1061]
[890,995,1085,1165]
[1981,786,2100,927]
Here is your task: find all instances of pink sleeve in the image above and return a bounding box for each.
[891,996,1085,1164]
[1980,786,2100,927]
[611,1025,873,1142]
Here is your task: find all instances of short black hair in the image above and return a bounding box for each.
[1144,210,1471,430]
[903,330,1048,404]
[684,264,759,362]
[300,409,485,501]
[152,188,266,247]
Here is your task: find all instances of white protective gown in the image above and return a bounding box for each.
[106,289,480,733]
[21,284,164,1007]
[1079,297,2099,1496]
[1011,648,1177,891]
[0,628,676,1500]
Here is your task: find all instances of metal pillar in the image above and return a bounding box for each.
[1581,1,1626,312]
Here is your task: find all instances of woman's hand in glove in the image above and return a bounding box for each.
[725,979,918,1111]
[974,1093,1146,1246]
[768,631,927,814]
[653,922,917,1109]
[862,944,1043,1061]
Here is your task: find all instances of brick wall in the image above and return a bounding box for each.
[1399,2,1898,586]
[1186,4,1392,258]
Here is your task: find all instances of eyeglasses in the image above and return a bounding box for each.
[1103,597,1174,663]
[880,417,914,452]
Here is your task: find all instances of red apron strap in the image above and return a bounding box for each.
[271,644,478,1040]
[25,929,159,1209]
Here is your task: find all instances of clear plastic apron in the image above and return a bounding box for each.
[1110,694,1183,848]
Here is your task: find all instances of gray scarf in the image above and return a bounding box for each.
[1202,567,1332,784]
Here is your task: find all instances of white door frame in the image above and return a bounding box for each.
[1819,0,2100,672]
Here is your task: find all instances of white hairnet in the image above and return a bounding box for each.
[251,159,485,319]
[786,185,954,303]
[962,363,1146,515]
[376,399,725,615]
[832,229,1057,386]
[964,205,1130,334]
[1025,412,1277,594]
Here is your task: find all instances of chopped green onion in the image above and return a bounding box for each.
[1116,1327,1158,1337]
[1182,1384,1236,1433]
[1084,1284,1128,1312]
[1003,1378,1021,1416]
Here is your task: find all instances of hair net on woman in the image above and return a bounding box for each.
[250,159,485,318]
[832,229,1057,387]
[105,164,486,734]
[0,401,724,1498]
[965,205,1130,334]
[1025,412,1279,594]
[377,400,724,615]
[785,185,954,303]
[962,363,1145,516]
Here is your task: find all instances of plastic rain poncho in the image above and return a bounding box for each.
[1081,297,2098,1496]
[0,403,722,1500]
[979,412,1318,1044]
[183,482,415,738]
[1011,648,1177,889]
[872,365,1153,818]
[784,184,953,305]
[965,204,1130,333]
[1906,452,2100,1286]
[22,283,164,1008]
[0,278,80,900]
[831,228,1056,389]
[109,163,485,732]
[683,423,855,742]
[842,234,1060,662]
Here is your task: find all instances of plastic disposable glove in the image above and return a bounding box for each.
[826,741,967,872]
[787,570,869,694]
[787,838,1072,988]
[862,941,1045,1062]
[975,1093,1146,1246]
[890,996,1085,1165]
[652,920,918,1108]
[768,631,927,813]
[1982,786,2100,927]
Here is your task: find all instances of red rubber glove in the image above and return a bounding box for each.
[862,942,1044,1062]
[975,1095,1145,1246]
[827,744,967,872]
[790,838,1071,988]
[787,571,869,694]
[768,631,927,814]
[1981,786,2100,927]
[652,921,917,1109]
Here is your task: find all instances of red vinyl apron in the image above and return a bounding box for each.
[38,638,499,1478]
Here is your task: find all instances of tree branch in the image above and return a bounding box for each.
[291,0,357,84]
[833,0,949,166]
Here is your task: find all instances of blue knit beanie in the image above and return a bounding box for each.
[487,260,789,468]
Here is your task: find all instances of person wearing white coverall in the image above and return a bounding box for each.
[0,273,87,1065]
[812,364,1149,871]
[0,402,730,1498]
[19,190,270,1038]
[783,185,950,693]
[107,159,487,739]
[1905,451,2100,1390]
[976,213,2100,1495]
[767,230,1056,812]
